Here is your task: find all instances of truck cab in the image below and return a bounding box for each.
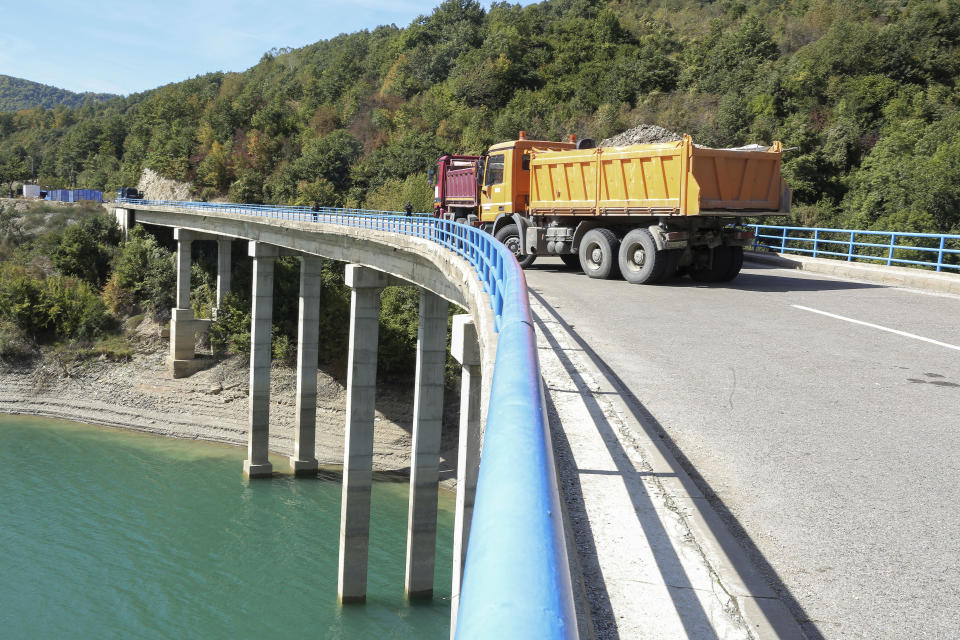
[478,132,576,223]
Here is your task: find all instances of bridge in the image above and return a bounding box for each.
[110,200,960,639]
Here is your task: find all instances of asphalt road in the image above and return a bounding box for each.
[525,259,960,640]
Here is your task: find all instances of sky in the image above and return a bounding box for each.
[0,0,526,96]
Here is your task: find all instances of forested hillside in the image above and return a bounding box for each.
[0,75,117,112]
[0,0,958,233]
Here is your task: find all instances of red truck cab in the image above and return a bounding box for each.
[433,154,481,220]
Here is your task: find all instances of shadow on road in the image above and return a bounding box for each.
[531,289,824,640]
[545,391,621,640]
[527,259,885,293]
[536,309,720,639]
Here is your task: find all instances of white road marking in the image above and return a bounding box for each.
[792,305,960,352]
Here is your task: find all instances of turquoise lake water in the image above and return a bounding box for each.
[0,414,453,638]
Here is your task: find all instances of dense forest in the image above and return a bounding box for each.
[0,75,117,112]
[1,0,959,233]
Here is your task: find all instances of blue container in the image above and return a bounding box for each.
[80,189,103,203]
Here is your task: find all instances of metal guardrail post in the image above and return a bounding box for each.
[781,226,787,252]
[813,229,819,258]
[937,237,945,272]
[887,233,896,266]
[848,232,855,261]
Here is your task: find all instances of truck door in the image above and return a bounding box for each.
[480,152,512,222]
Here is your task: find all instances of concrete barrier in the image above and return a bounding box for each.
[745,250,960,294]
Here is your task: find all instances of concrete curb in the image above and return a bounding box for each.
[590,378,805,639]
[745,251,960,294]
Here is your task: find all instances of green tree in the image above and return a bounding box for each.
[109,226,176,312]
[51,214,121,287]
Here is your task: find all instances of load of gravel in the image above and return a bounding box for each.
[137,167,193,201]
[600,124,682,147]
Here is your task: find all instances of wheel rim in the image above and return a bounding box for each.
[589,244,603,267]
[626,242,645,271]
[504,235,522,259]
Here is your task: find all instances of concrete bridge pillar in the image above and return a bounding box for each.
[243,241,278,479]
[404,289,448,599]
[290,255,323,475]
[215,237,232,316]
[338,264,387,603]
[114,208,133,240]
[169,228,199,378]
[450,314,482,633]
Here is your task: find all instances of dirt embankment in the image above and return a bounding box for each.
[137,168,193,201]
[0,324,460,486]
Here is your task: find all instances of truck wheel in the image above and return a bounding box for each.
[579,228,621,279]
[559,253,581,270]
[718,246,744,282]
[495,224,536,269]
[618,229,671,284]
[690,246,733,282]
[659,250,682,282]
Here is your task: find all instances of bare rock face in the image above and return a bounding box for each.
[137,167,193,201]
[599,124,682,147]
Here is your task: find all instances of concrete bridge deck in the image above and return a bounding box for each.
[528,258,960,639]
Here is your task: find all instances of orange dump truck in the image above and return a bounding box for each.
[433,133,791,283]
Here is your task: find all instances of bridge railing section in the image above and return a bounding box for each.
[748,224,960,273]
[116,198,578,639]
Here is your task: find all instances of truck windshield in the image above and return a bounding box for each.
[484,153,505,186]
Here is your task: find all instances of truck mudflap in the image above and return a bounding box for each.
[648,226,690,251]
[724,228,755,247]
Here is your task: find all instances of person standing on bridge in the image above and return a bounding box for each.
[311,201,319,222]
[404,201,413,216]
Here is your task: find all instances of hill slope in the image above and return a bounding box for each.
[0,0,958,234]
[0,75,118,112]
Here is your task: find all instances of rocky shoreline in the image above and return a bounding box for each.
[0,338,460,488]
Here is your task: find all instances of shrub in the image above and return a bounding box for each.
[39,275,113,340]
[111,226,175,312]
[0,320,33,362]
[209,291,251,357]
[0,263,112,342]
[52,213,121,288]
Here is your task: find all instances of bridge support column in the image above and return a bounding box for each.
[290,255,322,475]
[450,314,482,634]
[404,289,448,599]
[214,237,231,317]
[115,208,133,240]
[338,264,386,603]
[169,228,200,378]
[243,242,278,479]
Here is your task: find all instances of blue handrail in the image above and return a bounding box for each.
[748,224,960,273]
[115,198,578,639]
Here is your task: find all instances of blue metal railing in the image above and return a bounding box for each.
[748,224,960,273]
[116,198,578,639]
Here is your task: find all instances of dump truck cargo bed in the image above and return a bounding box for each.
[529,135,790,217]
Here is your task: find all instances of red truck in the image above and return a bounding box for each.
[432,154,482,221]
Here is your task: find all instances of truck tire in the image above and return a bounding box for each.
[690,245,734,282]
[579,228,621,279]
[559,253,581,270]
[719,246,744,282]
[659,249,682,282]
[495,224,536,269]
[618,228,671,284]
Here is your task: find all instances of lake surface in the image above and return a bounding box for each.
[0,414,453,638]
